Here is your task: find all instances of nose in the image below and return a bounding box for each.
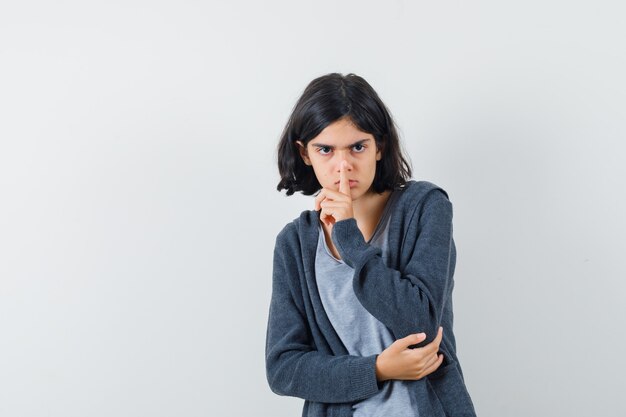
[335,151,354,172]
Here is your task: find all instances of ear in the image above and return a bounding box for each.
[295,140,312,166]
[375,142,383,161]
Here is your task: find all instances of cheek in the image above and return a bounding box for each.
[310,163,332,182]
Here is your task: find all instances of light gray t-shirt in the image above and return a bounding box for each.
[315,190,419,417]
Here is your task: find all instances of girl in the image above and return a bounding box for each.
[265,73,477,417]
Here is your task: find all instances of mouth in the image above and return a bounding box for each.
[335,180,358,186]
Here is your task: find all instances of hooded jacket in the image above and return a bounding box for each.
[265,180,477,416]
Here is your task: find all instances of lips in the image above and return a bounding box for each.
[335,180,357,184]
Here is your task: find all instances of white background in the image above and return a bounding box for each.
[1,1,625,416]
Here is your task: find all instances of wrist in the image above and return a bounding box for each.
[375,355,388,382]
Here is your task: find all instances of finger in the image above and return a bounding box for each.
[419,327,443,354]
[319,201,346,211]
[434,326,443,345]
[421,350,442,370]
[338,160,351,197]
[314,190,327,211]
[317,188,349,211]
[421,353,445,378]
[315,187,344,209]
[398,332,426,350]
[429,327,444,351]
[321,213,334,226]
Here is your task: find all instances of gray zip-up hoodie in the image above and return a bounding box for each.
[265,180,477,417]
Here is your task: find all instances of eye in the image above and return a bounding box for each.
[315,144,367,155]
[317,146,332,155]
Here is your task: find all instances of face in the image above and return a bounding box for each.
[295,117,382,200]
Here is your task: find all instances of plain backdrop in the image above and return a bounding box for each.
[1,1,625,416]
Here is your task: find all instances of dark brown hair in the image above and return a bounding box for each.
[275,73,413,196]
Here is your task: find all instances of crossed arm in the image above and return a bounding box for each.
[265,190,455,403]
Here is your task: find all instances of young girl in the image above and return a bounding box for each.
[265,73,477,417]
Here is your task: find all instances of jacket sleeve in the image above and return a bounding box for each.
[264,230,382,403]
[330,189,455,349]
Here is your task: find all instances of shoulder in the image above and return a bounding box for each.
[274,209,316,248]
[274,220,298,249]
[398,179,452,209]
[394,180,454,231]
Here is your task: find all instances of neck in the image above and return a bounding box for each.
[352,189,392,225]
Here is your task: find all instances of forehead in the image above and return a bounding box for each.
[309,118,373,145]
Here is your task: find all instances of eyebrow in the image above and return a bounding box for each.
[309,138,371,149]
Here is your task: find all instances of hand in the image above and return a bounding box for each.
[315,161,354,227]
[375,327,445,381]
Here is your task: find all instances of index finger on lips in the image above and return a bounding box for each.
[339,161,351,196]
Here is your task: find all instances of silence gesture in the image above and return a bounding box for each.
[315,160,355,226]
